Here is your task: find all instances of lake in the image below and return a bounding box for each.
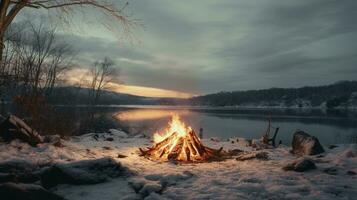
[51,105,357,146]
[2,104,356,145]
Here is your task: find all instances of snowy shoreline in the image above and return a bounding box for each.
[0,130,356,200]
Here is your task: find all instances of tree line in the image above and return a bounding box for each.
[189,81,357,108]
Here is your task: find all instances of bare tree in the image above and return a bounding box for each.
[1,21,74,98]
[0,0,133,69]
[43,42,74,96]
[88,57,120,105]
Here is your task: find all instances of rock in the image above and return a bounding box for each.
[0,160,41,183]
[282,158,316,172]
[323,167,338,175]
[236,138,252,147]
[228,149,244,156]
[0,172,40,184]
[0,115,43,146]
[0,159,38,173]
[122,194,142,200]
[128,178,146,193]
[0,182,65,200]
[328,145,338,149]
[159,171,194,187]
[109,129,128,138]
[144,192,167,200]
[43,135,64,147]
[139,183,162,197]
[41,157,132,188]
[43,135,60,143]
[347,170,356,176]
[236,151,269,161]
[102,146,112,150]
[342,149,355,158]
[118,153,128,158]
[210,137,220,142]
[0,173,14,183]
[144,174,163,181]
[105,137,114,141]
[291,130,324,156]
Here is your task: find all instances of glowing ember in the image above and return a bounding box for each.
[139,115,229,162]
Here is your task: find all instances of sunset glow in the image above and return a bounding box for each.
[113,84,193,98]
[64,68,194,98]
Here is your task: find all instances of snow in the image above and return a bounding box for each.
[0,130,356,200]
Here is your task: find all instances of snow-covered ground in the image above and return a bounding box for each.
[0,130,356,200]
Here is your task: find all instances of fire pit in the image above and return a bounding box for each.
[139,115,230,162]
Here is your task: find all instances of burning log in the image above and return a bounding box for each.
[139,130,228,162]
[139,115,230,162]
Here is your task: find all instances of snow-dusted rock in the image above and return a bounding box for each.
[159,171,194,187]
[144,192,168,200]
[128,178,147,193]
[291,130,325,156]
[41,157,132,188]
[0,182,64,200]
[139,182,162,197]
[282,158,316,172]
[108,129,128,138]
[122,194,142,200]
[0,159,38,173]
[236,137,252,146]
[43,135,64,147]
[0,159,41,183]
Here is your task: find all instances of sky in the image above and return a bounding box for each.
[17,0,357,98]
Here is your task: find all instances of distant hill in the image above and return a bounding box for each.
[46,87,158,105]
[188,81,357,109]
[3,81,357,109]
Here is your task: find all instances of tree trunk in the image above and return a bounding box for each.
[0,31,4,71]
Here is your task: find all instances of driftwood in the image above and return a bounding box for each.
[0,115,43,146]
[139,130,229,162]
[235,151,269,161]
[262,118,280,147]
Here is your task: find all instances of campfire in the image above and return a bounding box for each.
[139,115,229,162]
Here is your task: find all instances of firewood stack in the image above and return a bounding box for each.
[139,130,229,162]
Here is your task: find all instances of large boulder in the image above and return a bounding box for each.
[41,157,132,188]
[0,182,65,200]
[0,115,43,146]
[0,159,42,183]
[291,130,324,156]
[282,158,316,172]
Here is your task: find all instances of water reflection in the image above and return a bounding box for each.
[115,109,190,121]
[114,107,357,145]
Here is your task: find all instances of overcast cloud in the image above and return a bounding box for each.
[19,0,357,95]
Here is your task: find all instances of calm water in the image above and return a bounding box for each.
[51,105,357,146]
[3,104,357,145]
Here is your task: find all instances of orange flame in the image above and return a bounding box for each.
[153,114,192,143]
[140,114,226,162]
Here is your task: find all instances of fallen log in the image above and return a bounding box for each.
[235,151,269,161]
[0,115,43,146]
